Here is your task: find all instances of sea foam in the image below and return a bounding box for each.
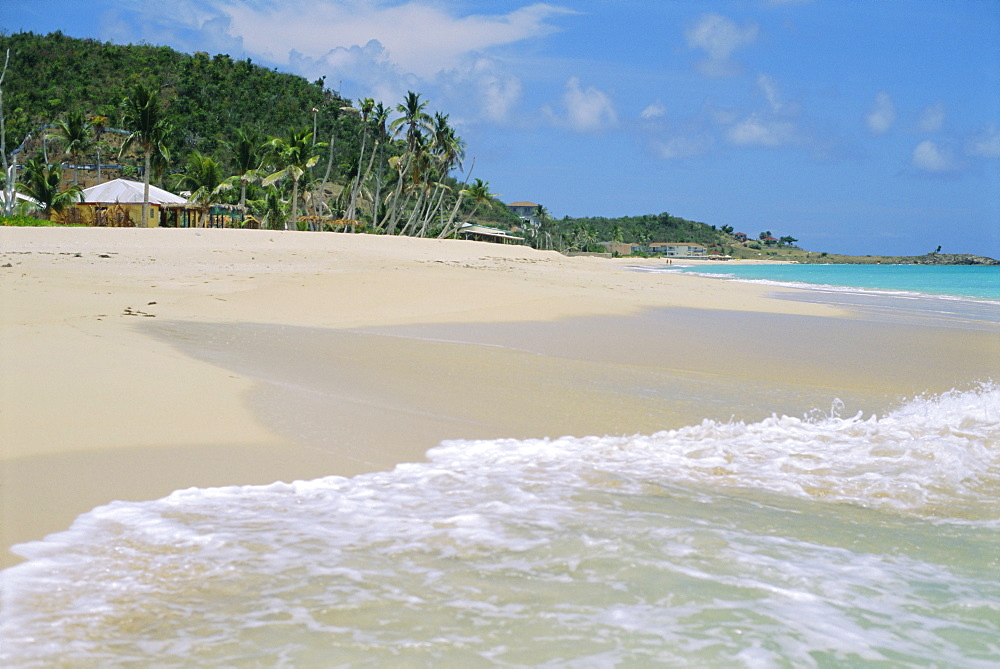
[2,385,998,666]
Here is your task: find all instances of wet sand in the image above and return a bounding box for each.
[2,227,996,567]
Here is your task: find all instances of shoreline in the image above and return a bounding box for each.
[2,227,997,567]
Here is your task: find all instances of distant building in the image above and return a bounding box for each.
[457,223,525,245]
[65,178,200,227]
[598,241,709,257]
[733,232,748,242]
[508,201,541,230]
[599,242,646,256]
[648,242,707,257]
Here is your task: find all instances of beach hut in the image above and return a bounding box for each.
[72,178,200,227]
[456,223,526,245]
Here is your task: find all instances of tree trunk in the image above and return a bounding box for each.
[346,132,367,221]
[437,158,475,239]
[316,132,336,221]
[400,184,427,236]
[371,142,386,230]
[142,150,151,227]
[437,192,466,239]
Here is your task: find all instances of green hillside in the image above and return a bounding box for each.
[0,31,515,231]
[0,31,356,162]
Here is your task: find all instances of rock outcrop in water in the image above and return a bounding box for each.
[910,253,999,265]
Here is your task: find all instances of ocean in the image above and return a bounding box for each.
[2,267,998,666]
[668,263,1000,330]
[671,263,1000,302]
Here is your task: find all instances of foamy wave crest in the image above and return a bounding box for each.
[431,383,1000,520]
[2,387,998,666]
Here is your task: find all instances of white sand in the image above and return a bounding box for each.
[4,227,992,566]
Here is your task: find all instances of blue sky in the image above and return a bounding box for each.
[3,0,999,255]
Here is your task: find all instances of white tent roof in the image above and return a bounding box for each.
[0,190,41,206]
[81,178,188,205]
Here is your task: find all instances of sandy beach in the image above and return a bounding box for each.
[1,227,995,567]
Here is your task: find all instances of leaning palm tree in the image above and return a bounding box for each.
[18,157,81,219]
[344,97,375,222]
[439,178,497,239]
[384,92,432,234]
[417,113,465,236]
[50,110,92,187]
[120,84,171,227]
[462,179,497,219]
[263,128,323,230]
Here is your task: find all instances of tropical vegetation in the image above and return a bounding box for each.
[0,31,518,236]
[14,32,949,263]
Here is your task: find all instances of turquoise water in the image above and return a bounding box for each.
[673,263,1000,301]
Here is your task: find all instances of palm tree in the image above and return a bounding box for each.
[90,115,108,185]
[120,84,171,227]
[345,97,375,222]
[173,150,229,206]
[534,204,554,250]
[463,179,497,219]
[610,222,624,243]
[263,128,323,230]
[51,111,92,187]
[225,127,263,212]
[368,102,391,229]
[391,91,431,151]
[18,157,81,219]
[439,178,497,238]
[416,112,465,236]
[384,92,431,234]
[247,186,288,230]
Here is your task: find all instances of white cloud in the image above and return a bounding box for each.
[912,140,957,172]
[653,135,713,159]
[447,57,524,124]
[757,73,784,112]
[218,1,574,78]
[108,1,571,125]
[866,91,896,134]
[476,72,524,124]
[685,13,758,78]
[727,115,796,146]
[966,126,1000,158]
[918,102,945,133]
[110,1,574,80]
[555,77,618,133]
[640,102,667,120]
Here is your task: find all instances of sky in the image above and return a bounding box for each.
[3,0,999,256]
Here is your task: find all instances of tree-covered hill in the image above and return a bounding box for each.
[0,30,355,162]
[551,212,726,252]
[0,31,522,232]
